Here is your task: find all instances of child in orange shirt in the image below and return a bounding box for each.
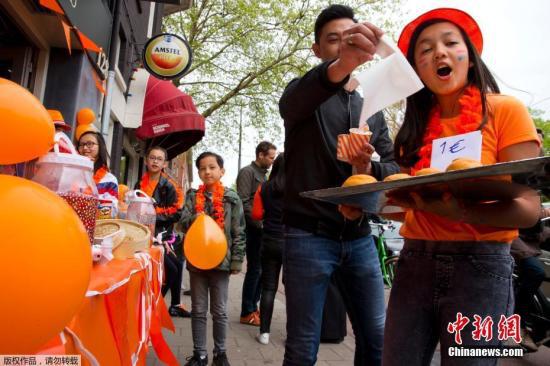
[385,8,541,365]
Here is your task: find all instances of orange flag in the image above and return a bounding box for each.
[60,18,72,55]
[92,69,105,95]
[76,30,101,53]
[39,0,64,15]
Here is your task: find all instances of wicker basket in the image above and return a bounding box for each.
[93,221,126,248]
[95,219,151,259]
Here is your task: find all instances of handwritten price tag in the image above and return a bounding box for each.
[430,130,482,171]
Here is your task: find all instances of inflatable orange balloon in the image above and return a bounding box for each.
[0,78,55,164]
[0,175,92,354]
[75,108,98,141]
[184,214,228,270]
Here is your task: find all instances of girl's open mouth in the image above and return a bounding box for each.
[436,66,452,78]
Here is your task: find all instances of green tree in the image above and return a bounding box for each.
[163,0,403,153]
[529,108,550,154]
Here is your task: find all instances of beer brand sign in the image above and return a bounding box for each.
[143,33,192,80]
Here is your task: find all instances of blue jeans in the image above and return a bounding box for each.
[241,226,263,316]
[383,239,514,366]
[283,226,385,366]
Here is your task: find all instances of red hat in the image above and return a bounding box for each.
[47,109,72,132]
[397,8,483,57]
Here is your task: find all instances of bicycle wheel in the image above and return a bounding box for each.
[384,256,399,288]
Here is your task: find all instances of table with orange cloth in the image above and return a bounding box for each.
[37,246,179,366]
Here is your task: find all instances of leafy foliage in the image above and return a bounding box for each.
[164,0,404,153]
[529,108,550,154]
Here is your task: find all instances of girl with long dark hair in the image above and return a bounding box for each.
[77,131,118,214]
[384,8,541,365]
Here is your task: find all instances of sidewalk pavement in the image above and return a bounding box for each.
[147,269,549,366]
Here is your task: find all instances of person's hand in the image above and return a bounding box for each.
[542,207,550,218]
[338,204,363,221]
[333,22,384,76]
[164,243,177,258]
[349,142,375,174]
[231,270,240,275]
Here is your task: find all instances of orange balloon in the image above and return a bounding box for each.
[184,214,228,270]
[0,78,55,164]
[0,176,92,354]
[75,108,98,141]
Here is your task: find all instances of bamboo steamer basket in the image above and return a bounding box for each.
[96,219,151,259]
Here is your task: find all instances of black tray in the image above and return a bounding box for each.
[300,156,550,213]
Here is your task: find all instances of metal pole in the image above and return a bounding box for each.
[238,104,242,171]
[100,0,121,137]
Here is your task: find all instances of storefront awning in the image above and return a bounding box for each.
[136,76,205,160]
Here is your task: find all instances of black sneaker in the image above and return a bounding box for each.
[212,352,230,366]
[169,305,191,318]
[184,354,208,366]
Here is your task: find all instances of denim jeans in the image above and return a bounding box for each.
[283,226,385,366]
[383,239,514,366]
[259,233,283,333]
[241,225,263,316]
[189,270,230,357]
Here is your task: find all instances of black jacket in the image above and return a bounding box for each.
[279,61,399,241]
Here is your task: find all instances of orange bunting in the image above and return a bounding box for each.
[60,17,72,55]
[76,30,101,53]
[39,0,64,15]
[92,69,106,95]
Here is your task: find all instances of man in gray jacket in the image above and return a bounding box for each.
[237,141,277,325]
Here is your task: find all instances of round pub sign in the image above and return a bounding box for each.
[143,33,192,80]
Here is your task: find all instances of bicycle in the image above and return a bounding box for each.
[370,219,403,288]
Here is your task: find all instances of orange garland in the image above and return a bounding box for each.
[93,165,109,185]
[412,85,483,174]
[139,172,159,198]
[195,181,225,229]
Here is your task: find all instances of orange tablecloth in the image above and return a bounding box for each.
[37,247,179,366]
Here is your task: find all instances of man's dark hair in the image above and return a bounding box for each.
[536,128,544,139]
[314,4,357,44]
[195,151,224,169]
[255,141,276,158]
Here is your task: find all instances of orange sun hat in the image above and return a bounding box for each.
[47,109,72,132]
[397,8,483,57]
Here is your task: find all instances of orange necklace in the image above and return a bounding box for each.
[412,85,483,174]
[93,165,109,185]
[139,172,160,197]
[195,181,225,229]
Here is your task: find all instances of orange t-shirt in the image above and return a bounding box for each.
[400,94,539,243]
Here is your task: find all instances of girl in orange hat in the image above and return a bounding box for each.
[385,8,541,365]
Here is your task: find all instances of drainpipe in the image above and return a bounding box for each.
[100,0,121,137]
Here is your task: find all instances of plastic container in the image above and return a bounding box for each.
[32,133,98,244]
[126,189,157,236]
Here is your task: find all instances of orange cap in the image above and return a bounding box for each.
[397,8,483,56]
[47,109,72,131]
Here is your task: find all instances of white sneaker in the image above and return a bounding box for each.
[256,333,269,345]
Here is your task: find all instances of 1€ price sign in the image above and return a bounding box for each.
[430,130,482,171]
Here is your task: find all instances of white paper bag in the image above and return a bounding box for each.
[352,35,424,127]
